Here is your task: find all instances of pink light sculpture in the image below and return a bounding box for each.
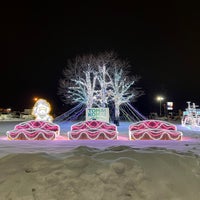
[68,120,118,140]
[129,120,182,140]
[6,98,60,140]
[7,120,60,140]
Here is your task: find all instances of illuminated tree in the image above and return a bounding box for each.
[58,51,143,124]
[58,52,114,108]
[58,57,98,108]
[106,67,140,125]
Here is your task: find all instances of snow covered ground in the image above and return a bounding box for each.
[0,120,200,199]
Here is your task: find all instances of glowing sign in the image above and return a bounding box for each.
[86,108,109,122]
[167,102,173,110]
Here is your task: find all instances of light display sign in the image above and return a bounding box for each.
[86,108,109,122]
[167,102,173,110]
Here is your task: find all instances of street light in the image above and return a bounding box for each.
[33,97,38,102]
[157,96,164,116]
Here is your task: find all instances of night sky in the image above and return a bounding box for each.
[1,2,200,116]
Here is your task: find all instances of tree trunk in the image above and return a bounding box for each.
[114,103,120,126]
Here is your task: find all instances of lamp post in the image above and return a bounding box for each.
[157,96,164,116]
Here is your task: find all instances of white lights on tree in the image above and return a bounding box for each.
[32,98,53,122]
[58,52,143,124]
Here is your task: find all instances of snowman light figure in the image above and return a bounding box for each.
[32,98,53,122]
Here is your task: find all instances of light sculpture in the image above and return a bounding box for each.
[32,98,53,122]
[182,102,200,126]
[129,120,182,140]
[68,120,118,140]
[6,98,60,140]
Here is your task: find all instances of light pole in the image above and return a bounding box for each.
[157,96,164,116]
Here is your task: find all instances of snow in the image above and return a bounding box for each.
[0,119,200,199]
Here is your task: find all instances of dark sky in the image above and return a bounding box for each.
[1,1,200,116]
